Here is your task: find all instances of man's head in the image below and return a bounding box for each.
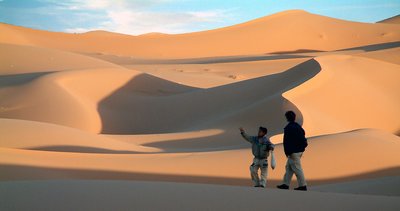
[285,111,296,122]
[258,126,268,137]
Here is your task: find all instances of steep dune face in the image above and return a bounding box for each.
[98,59,321,134]
[283,55,400,136]
[378,15,400,24]
[1,10,400,59]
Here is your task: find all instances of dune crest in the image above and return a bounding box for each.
[1,11,400,58]
[378,14,400,24]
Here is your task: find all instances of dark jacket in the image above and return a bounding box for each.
[283,122,308,156]
[241,132,275,159]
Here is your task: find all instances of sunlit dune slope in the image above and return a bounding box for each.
[283,55,400,137]
[1,10,400,59]
[0,43,120,75]
[0,128,399,185]
[0,118,159,153]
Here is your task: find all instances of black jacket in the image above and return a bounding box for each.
[283,122,308,156]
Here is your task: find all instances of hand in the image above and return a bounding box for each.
[239,127,245,133]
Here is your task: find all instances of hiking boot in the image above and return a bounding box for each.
[294,186,307,191]
[277,184,289,189]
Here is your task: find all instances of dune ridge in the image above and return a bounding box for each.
[1,10,400,59]
[378,14,400,24]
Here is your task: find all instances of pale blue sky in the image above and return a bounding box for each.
[0,0,399,35]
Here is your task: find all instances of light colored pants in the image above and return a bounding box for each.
[283,152,307,187]
[250,158,268,187]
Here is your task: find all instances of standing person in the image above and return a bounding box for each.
[277,111,308,191]
[239,126,275,188]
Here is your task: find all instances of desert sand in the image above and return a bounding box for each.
[1,10,400,210]
[378,14,400,24]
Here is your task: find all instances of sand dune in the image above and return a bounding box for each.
[378,15,400,24]
[4,53,396,137]
[1,10,400,59]
[1,128,399,187]
[357,46,400,64]
[0,43,120,75]
[123,58,309,88]
[0,47,197,132]
[1,9,400,209]
[282,55,400,137]
[0,118,159,153]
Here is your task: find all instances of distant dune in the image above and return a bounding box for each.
[1,10,400,59]
[378,14,400,24]
[1,10,400,210]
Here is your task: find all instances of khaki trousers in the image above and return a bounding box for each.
[250,158,268,187]
[283,152,307,187]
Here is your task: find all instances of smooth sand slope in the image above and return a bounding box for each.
[1,9,400,210]
[0,118,159,153]
[283,55,400,137]
[0,43,120,75]
[1,10,400,59]
[357,46,400,65]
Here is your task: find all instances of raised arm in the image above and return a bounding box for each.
[239,127,254,143]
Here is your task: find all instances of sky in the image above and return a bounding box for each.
[0,0,399,35]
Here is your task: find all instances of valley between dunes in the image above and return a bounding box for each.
[1,10,400,210]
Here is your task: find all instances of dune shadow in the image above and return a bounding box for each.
[0,72,54,88]
[1,164,399,189]
[88,53,311,65]
[142,97,298,152]
[98,59,321,136]
[176,54,311,64]
[27,146,148,154]
[338,41,400,52]
[98,73,201,134]
[270,49,325,54]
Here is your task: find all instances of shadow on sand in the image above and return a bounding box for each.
[1,164,399,188]
[97,59,321,136]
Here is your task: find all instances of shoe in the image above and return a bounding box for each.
[276,184,289,189]
[254,185,261,187]
[259,185,265,188]
[294,186,307,191]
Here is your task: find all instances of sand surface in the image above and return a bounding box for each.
[1,180,400,211]
[1,10,400,210]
